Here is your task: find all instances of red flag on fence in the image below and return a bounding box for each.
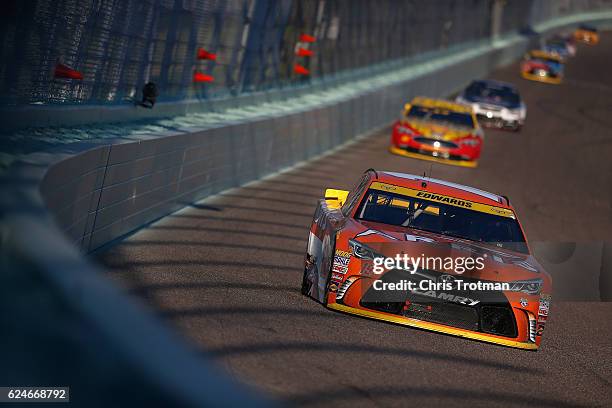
[296,47,314,57]
[197,48,217,61]
[193,72,214,82]
[294,64,310,76]
[299,33,316,43]
[54,63,83,80]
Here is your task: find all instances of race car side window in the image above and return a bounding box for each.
[342,174,371,217]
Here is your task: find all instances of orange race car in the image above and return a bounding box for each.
[302,170,552,350]
[574,24,599,45]
[389,97,484,168]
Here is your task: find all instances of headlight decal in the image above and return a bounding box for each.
[348,239,378,259]
[507,278,543,295]
[396,125,418,136]
[460,137,481,147]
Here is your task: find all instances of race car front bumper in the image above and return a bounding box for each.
[472,107,524,130]
[389,145,478,168]
[521,70,562,85]
[329,271,541,350]
[328,302,538,350]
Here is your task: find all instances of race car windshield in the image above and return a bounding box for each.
[530,55,560,65]
[464,82,520,108]
[406,105,474,129]
[355,189,528,254]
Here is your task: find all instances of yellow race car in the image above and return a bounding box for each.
[520,50,564,84]
[389,97,483,168]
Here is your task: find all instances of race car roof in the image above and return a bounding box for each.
[578,24,597,32]
[410,96,472,113]
[528,49,563,62]
[470,79,517,91]
[378,171,510,207]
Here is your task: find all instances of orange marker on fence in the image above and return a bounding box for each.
[294,64,310,76]
[193,72,214,82]
[197,48,217,61]
[54,63,83,80]
[299,33,316,43]
[296,47,314,57]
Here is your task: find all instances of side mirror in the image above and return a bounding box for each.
[324,189,349,209]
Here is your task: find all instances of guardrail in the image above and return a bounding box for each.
[1,11,612,407]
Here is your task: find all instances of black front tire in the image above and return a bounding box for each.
[301,265,311,296]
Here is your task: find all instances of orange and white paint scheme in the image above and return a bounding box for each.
[574,25,599,45]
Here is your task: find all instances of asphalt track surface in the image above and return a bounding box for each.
[100,34,612,407]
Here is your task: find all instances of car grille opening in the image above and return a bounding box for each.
[360,300,404,314]
[359,269,518,338]
[478,104,503,112]
[480,305,517,337]
[401,146,467,161]
[402,295,480,332]
[413,137,459,149]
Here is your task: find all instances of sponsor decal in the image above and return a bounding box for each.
[411,97,473,113]
[334,256,349,266]
[361,262,375,276]
[329,283,338,293]
[536,322,546,337]
[335,249,351,258]
[331,272,345,282]
[332,264,348,275]
[369,182,516,218]
[332,249,351,275]
[415,191,473,209]
[520,298,528,308]
[412,290,480,306]
[538,294,551,317]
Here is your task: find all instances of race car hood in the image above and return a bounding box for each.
[464,95,520,110]
[347,220,544,283]
[400,119,475,141]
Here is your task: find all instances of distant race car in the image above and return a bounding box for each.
[574,24,599,45]
[547,34,576,57]
[389,97,483,167]
[302,170,552,350]
[542,43,569,62]
[521,50,564,84]
[455,80,526,131]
